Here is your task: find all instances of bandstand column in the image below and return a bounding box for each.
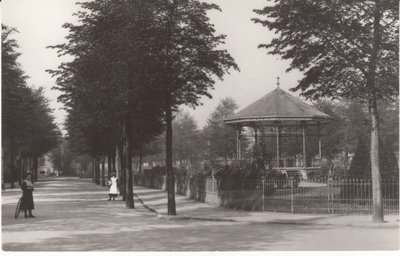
[318,122,322,168]
[302,122,306,168]
[254,127,258,148]
[253,127,258,160]
[276,123,281,168]
[236,127,242,160]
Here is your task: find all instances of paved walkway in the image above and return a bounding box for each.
[2,177,399,251]
[133,186,400,228]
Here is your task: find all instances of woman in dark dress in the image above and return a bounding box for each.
[21,172,35,218]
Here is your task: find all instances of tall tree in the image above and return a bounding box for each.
[2,25,60,186]
[172,111,204,171]
[254,0,398,222]
[50,0,237,214]
[49,0,164,208]
[203,97,239,164]
[314,99,370,172]
[312,100,345,171]
[2,25,26,187]
[157,0,239,215]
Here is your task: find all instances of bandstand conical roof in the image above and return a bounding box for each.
[225,87,331,126]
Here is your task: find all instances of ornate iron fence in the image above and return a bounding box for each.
[134,169,399,214]
[206,177,399,214]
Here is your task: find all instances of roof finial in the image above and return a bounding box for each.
[276,76,280,88]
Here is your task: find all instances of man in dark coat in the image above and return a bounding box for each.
[21,172,35,218]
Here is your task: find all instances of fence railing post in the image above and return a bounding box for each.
[290,178,294,213]
[328,176,332,213]
[262,176,265,212]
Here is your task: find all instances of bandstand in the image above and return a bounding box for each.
[224,80,332,175]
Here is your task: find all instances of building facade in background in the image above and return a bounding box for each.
[38,154,55,177]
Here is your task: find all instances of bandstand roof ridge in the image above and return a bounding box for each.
[225,86,332,126]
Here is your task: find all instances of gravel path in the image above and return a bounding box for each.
[2,177,398,251]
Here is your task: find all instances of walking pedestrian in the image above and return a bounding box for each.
[107,172,119,201]
[21,172,35,218]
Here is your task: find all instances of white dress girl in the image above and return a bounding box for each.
[108,176,119,200]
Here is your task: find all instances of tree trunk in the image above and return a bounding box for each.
[93,155,97,184]
[21,156,26,182]
[139,150,143,175]
[27,157,30,174]
[30,156,34,173]
[121,123,127,201]
[1,147,5,190]
[94,157,97,180]
[124,114,134,208]
[368,0,383,223]
[33,156,38,182]
[26,157,30,173]
[120,144,126,200]
[166,106,176,215]
[115,145,119,177]
[29,157,34,183]
[112,153,116,174]
[92,154,96,182]
[163,0,177,215]
[108,151,113,177]
[101,159,106,187]
[96,156,101,185]
[17,152,22,186]
[115,143,124,199]
[97,157,101,185]
[10,138,15,188]
[370,100,383,222]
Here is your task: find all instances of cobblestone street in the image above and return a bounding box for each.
[2,178,399,251]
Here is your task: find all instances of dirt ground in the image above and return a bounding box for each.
[2,177,398,251]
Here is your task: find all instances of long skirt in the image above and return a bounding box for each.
[109,178,119,196]
[109,184,118,197]
[22,189,34,210]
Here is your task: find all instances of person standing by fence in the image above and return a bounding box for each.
[107,173,119,201]
[21,172,35,218]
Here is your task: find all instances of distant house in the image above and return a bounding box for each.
[38,154,54,176]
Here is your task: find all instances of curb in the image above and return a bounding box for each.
[133,193,157,214]
[157,214,399,228]
[134,192,234,222]
[157,214,237,222]
[133,193,399,228]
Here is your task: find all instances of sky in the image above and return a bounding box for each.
[2,0,304,132]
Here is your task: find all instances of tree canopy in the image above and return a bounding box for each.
[203,97,239,163]
[153,0,239,215]
[49,0,238,214]
[253,0,398,101]
[2,25,60,157]
[48,0,165,155]
[2,25,61,185]
[172,112,204,168]
[253,0,398,222]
